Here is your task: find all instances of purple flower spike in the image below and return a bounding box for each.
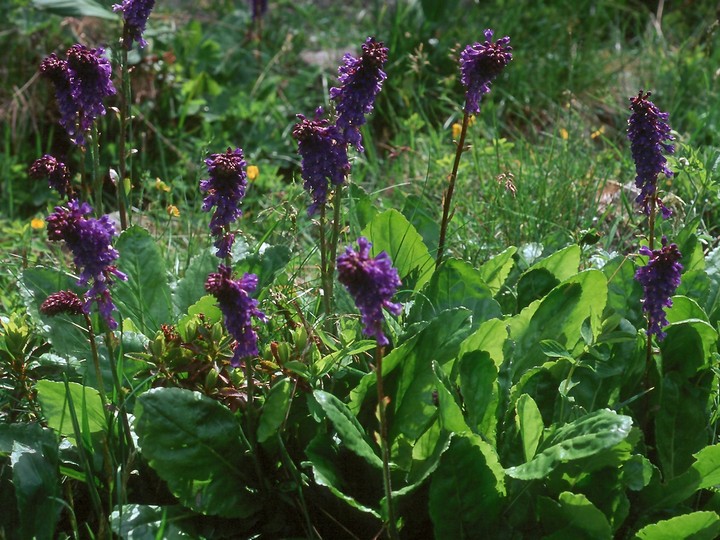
[337,237,402,346]
[46,200,127,329]
[628,91,675,217]
[250,0,268,20]
[329,37,389,152]
[39,54,78,143]
[459,29,513,115]
[30,155,74,198]
[635,237,683,340]
[113,0,156,49]
[205,265,266,367]
[292,111,350,215]
[66,44,116,144]
[200,147,248,258]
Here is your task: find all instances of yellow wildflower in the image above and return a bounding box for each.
[559,128,569,140]
[155,178,171,192]
[31,217,45,230]
[452,123,462,140]
[166,205,180,217]
[591,125,606,139]
[247,165,259,181]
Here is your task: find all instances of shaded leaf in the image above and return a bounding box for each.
[634,511,720,540]
[134,388,261,519]
[257,379,292,443]
[538,492,612,540]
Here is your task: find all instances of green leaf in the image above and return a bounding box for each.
[634,512,720,540]
[429,434,506,537]
[134,388,261,519]
[257,379,292,443]
[20,266,90,362]
[35,380,107,437]
[509,270,607,383]
[655,373,712,479]
[348,183,378,232]
[312,390,382,469]
[173,250,218,317]
[420,0,459,22]
[32,0,115,19]
[235,244,292,293]
[538,492,612,540]
[506,409,632,480]
[459,350,499,443]
[515,394,544,462]
[115,226,172,335]
[11,441,61,540]
[540,339,575,360]
[516,245,581,309]
[642,444,720,510]
[349,309,472,442]
[661,304,717,377]
[361,208,435,291]
[110,505,195,539]
[409,258,502,325]
[478,246,517,296]
[304,434,381,518]
[432,361,468,434]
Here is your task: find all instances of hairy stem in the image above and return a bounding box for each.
[117,44,130,230]
[375,345,398,540]
[436,110,470,268]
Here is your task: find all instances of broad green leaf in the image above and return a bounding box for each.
[643,444,720,510]
[134,387,261,519]
[506,409,632,480]
[515,394,543,462]
[305,434,381,518]
[402,194,439,253]
[655,373,712,479]
[634,512,720,540]
[538,492,612,540]
[458,318,508,369]
[429,434,506,537]
[0,423,56,456]
[11,441,61,540]
[409,258,502,325]
[115,226,172,336]
[348,183,377,232]
[459,350,499,443]
[508,270,607,383]
[313,390,382,469]
[516,244,581,309]
[540,339,575,360]
[361,208,435,290]
[349,309,472,442]
[173,250,217,316]
[603,255,643,324]
[405,424,453,487]
[661,301,717,377]
[20,267,90,362]
[432,361,468,434]
[257,379,292,443]
[32,0,115,19]
[110,505,195,539]
[35,380,106,437]
[177,295,222,336]
[478,246,517,296]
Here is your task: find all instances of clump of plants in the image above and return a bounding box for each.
[2,1,720,539]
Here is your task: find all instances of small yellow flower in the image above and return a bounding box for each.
[166,205,180,217]
[31,217,45,230]
[467,115,476,127]
[452,123,462,140]
[155,178,171,192]
[247,165,259,181]
[559,128,569,140]
[591,125,606,139]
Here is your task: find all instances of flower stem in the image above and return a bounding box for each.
[436,110,471,268]
[319,205,332,318]
[375,345,398,540]
[90,124,103,215]
[328,185,344,312]
[117,45,131,230]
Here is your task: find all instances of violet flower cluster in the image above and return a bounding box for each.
[113,0,156,49]
[200,147,248,258]
[292,111,350,215]
[29,154,73,198]
[40,290,85,317]
[40,45,116,146]
[250,0,268,20]
[330,37,389,152]
[459,29,513,115]
[205,265,266,367]
[337,237,402,346]
[46,200,127,329]
[627,91,675,217]
[635,238,683,340]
